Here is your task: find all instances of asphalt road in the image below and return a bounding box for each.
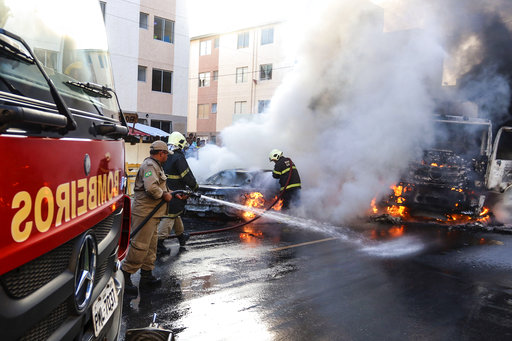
[120,215,512,341]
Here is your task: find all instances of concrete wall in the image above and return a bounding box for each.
[125,142,152,164]
[104,0,140,112]
[172,0,190,125]
[138,0,175,116]
[188,40,200,133]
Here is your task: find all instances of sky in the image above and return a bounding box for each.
[186,0,298,37]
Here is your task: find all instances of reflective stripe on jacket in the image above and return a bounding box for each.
[163,149,198,215]
[272,157,301,191]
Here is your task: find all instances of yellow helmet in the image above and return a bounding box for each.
[269,149,283,162]
[169,131,187,149]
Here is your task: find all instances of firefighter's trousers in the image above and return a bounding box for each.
[157,216,184,240]
[122,214,159,273]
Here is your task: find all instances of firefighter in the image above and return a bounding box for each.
[121,140,173,295]
[157,131,199,256]
[269,149,302,210]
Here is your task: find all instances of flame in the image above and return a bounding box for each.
[370,184,493,225]
[239,225,264,245]
[369,225,406,240]
[479,207,489,216]
[388,225,405,238]
[371,198,378,214]
[442,206,491,225]
[242,192,265,220]
[272,196,283,211]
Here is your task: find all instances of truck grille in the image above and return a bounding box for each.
[0,215,114,299]
[19,301,70,341]
[1,241,73,299]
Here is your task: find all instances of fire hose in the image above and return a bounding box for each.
[166,160,295,238]
[130,162,295,239]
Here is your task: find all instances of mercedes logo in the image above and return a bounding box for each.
[74,234,97,312]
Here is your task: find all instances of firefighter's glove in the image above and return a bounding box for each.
[175,193,189,200]
[162,192,172,202]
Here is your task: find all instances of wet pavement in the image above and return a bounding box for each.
[120,215,512,340]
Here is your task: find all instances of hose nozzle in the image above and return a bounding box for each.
[172,190,201,198]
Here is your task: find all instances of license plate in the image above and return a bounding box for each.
[92,277,119,337]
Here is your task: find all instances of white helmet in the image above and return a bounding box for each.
[169,131,187,149]
[269,149,283,162]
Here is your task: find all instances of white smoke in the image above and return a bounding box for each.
[493,189,512,224]
[188,0,509,224]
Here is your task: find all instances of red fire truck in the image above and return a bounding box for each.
[0,0,131,339]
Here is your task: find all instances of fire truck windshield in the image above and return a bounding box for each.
[0,0,118,117]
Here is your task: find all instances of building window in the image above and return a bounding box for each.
[34,48,58,69]
[198,104,209,119]
[260,64,272,80]
[200,40,211,56]
[151,120,172,133]
[100,2,106,21]
[198,72,210,87]
[152,69,172,93]
[98,55,105,68]
[234,101,247,114]
[236,67,248,83]
[261,27,274,45]
[258,100,271,113]
[154,16,174,43]
[214,37,220,48]
[139,12,148,29]
[138,65,146,82]
[213,70,218,81]
[211,103,217,113]
[237,32,249,49]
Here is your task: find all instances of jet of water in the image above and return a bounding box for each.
[200,195,424,257]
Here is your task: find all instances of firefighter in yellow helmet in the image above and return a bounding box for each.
[269,149,301,210]
[157,131,199,256]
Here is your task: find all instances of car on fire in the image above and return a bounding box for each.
[379,114,512,220]
[185,168,280,218]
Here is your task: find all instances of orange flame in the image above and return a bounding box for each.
[242,192,265,220]
[272,196,283,211]
[370,185,493,225]
[239,225,264,245]
[370,198,378,214]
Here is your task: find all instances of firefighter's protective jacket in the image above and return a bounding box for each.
[132,156,168,217]
[163,149,198,217]
[272,157,301,191]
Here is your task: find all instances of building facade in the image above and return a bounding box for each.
[101,0,189,135]
[188,22,292,144]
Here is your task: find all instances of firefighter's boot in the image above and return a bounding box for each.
[157,239,170,256]
[122,270,138,295]
[177,232,190,247]
[140,269,162,286]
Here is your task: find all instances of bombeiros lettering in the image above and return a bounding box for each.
[11,170,120,243]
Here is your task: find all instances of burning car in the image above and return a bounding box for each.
[185,169,281,219]
[376,114,512,222]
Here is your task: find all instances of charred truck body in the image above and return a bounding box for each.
[384,114,512,219]
[0,1,131,340]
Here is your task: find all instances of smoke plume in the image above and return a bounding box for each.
[188,0,512,224]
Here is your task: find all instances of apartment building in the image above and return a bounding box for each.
[101,0,189,135]
[188,22,292,144]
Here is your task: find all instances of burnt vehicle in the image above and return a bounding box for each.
[185,169,280,218]
[382,114,512,219]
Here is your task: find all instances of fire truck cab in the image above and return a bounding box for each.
[0,0,130,339]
